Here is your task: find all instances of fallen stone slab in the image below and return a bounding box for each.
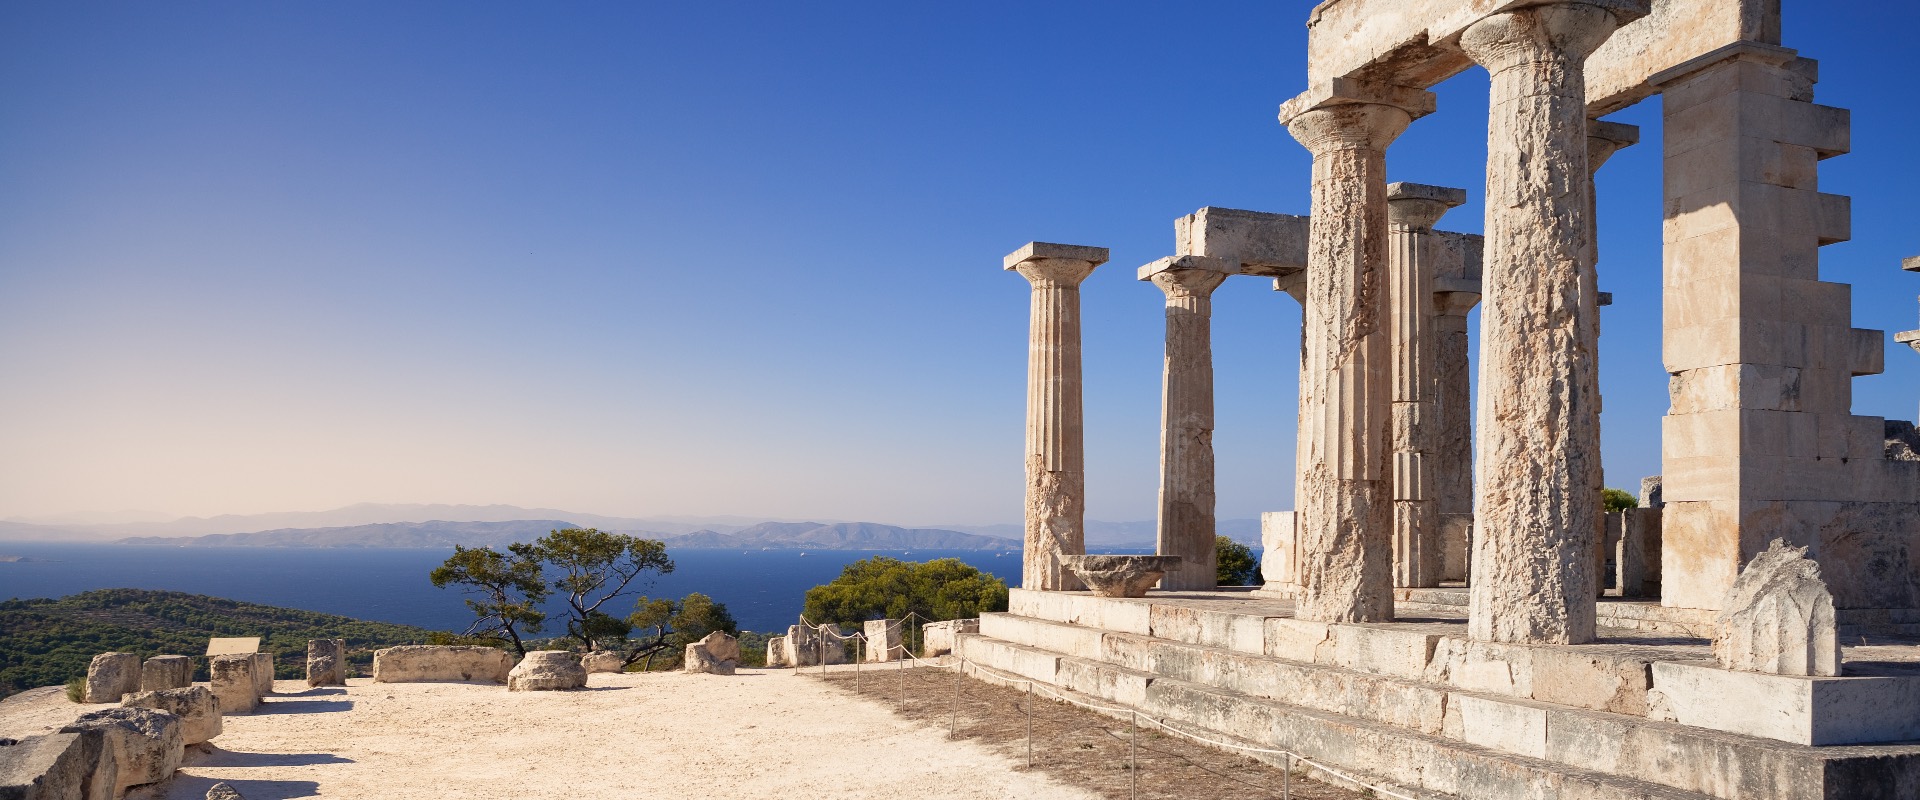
[84,653,142,704]
[507,652,586,691]
[683,643,736,676]
[140,656,192,692]
[371,645,513,684]
[0,731,113,800]
[697,631,740,663]
[123,686,222,746]
[579,651,625,674]
[61,707,183,798]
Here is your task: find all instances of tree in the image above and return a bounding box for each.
[802,557,1008,628]
[1216,536,1262,586]
[531,528,676,651]
[429,544,549,656]
[624,592,738,670]
[1603,487,1639,513]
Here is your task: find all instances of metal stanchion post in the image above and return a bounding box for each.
[900,657,907,708]
[1130,711,1138,800]
[856,637,862,688]
[949,661,960,736]
[1283,753,1291,800]
[1025,683,1033,768]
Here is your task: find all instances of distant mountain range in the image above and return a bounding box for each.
[107,518,1020,551]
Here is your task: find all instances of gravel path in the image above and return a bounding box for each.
[4,671,1099,799]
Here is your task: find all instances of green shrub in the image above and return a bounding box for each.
[64,677,83,703]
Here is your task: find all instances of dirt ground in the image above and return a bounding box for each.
[2,670,1100,799]
[814,664,1369,800]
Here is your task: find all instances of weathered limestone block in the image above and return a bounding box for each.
[1006,241,1107,591]
[780,624,847,667]
[370,645,513,684]
[249,653,274,697]
[207,655,258,715]
[1060,555,1182,598]
[138,656,191,693]
[682,643,736,675]
[205,782,245,800]
[862,620,902,662]
[506,652,586,691]
[1639,474,1664,507]
[0,731,111,800]
[1713,539,1840,676]
[1256,511,1298,592]
[698,631,740,664]
[579,651,625,674]
[921,619,978,658]
[61,707,183,798]
[1461,3,1628,645]
[84,653,142,704]
[764,636,790,668]
[122,686,221,746]
[305,639,345,687]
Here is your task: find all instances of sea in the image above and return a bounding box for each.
[0,543,1148,633]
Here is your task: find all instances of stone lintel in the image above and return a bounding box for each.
[1278,77,1437,126]
[1004,242,1110,271]
[1648,39,1800,90]
[1902,255,1920,272]
[1176,207,1311,278]
[1137,255,1230,282]
[1386,182,1467,208]
[1303,0,1650,96]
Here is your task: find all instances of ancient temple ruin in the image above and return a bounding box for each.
[972,1,1920,796]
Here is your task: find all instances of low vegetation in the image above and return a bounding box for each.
[802,556,1009,628]
[1216,536,1262,586]
[1603,487,1639,513]
[0,588,437,700]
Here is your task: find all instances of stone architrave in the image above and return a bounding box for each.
[1279,79,1432,623]
[84,653,142,704]
[1713,540,1840,676]
[1005,242,1109,592]
[507,651,587,691]
[862,619,903,662]
[306,639,346,687]
[370,645,514,684]
[1141,255,1231,590]
[140,655,192,692]
[1385,183,1466,589]
[1459,3,1634,645]
[208,654,258,714]
[61,707,184,798]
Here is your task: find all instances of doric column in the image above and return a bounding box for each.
[1458,4,1632,644]
[1006,242,1109,591]
[1386,182,1466,589]
[1142,255,1231,590]
[1279,80,1433,623]
[1584,121,1637,597]
[1432,288,1480,583]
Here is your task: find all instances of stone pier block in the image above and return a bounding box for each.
[305,639,346,686]
[84,653,141,704]
[139,655,192,692]
[208,655,258,715]
[862,619,902,662]
[60,707,183,798]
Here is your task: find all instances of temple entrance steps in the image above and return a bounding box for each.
[954,589,1920,800]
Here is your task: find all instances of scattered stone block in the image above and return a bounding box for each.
[779,624,847,667]
[250,653,275,696]
[579,651,625,674]
[683,643,736,675]
[122,686,222,746]
[1713,539,1840,676]
[862,620,902,662]
[698,631,740,663]
[922,619,978,657]
[84,653,141,704]
[305,639,346,687]
[0,731,112,800]
[764,636,790,668]
[1639,474,1663,508]
[140,656,192,692]
[507,651,586,691]
[206,781,246,800]
[371,645,513,684]
[60,707,183,798]
[208,654,259,715]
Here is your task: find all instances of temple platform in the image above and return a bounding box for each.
[954,588,1920,800]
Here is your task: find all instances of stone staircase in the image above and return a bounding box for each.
[954,589,1920,800]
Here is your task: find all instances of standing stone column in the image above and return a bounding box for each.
[1386,183,1466,589]
[1432,288,1480,583]
[1584,120,1637,597]
[1006,242,1109,591]
[1279,80,1433,623]
[1141,255,1231,590]
[1458,4,1631,644]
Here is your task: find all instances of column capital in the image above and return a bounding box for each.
[1138,255,1229,300]
[1005,242,1107,287]
[1587,119,1641,173]
[1897,330,1920,355]
[1273,272,1307,305]
[1387,183,1467,230]
[1279,77,1436,127]
[1457,3,1625,75]
[1900,255,1920,273]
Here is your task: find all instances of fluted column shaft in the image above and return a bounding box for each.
[1386,188,1462,589]
[1007,243,1108,591]
[1144,258,1231,590]
[1283,102,1415,623]
[1459,4,1624,644]
[1432,290,1481,583]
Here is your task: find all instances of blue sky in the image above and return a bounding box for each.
[1,2,1916,526]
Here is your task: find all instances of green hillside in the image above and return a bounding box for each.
[0,588,441,699]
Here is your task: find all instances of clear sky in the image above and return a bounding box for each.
[1,2,1916,527]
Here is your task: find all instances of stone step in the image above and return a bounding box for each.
[979,612,1920,800]
[957,633,1723,800]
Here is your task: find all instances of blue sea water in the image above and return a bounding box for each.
[0,543,1089,633]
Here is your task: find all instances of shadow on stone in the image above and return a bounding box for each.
[256,699,353,715]
[196,746,353,768]
[163,774,321,799]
